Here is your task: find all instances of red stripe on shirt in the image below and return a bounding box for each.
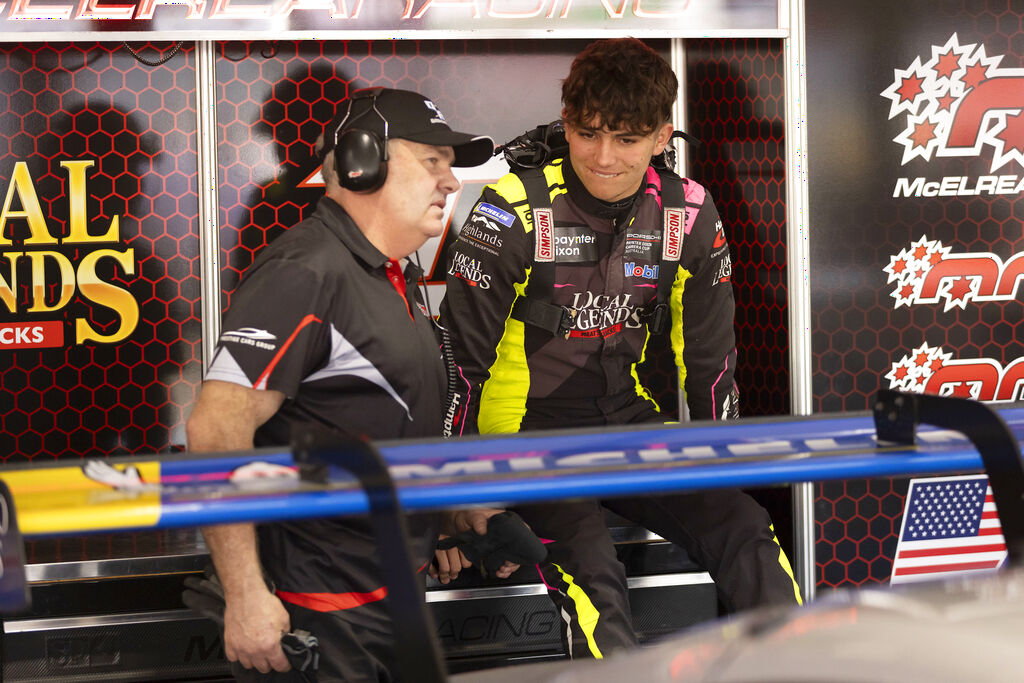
[276,586,387,612]
[254,314,322,390]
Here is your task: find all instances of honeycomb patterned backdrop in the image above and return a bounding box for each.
[0,42,201,462]
[687,38,789,418]
[808,0,1024,588]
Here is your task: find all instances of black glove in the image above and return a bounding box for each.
[181,569,319,675]
[437,511,547,575]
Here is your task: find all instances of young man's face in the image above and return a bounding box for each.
[564,116,674,202]
[379,139,460,251]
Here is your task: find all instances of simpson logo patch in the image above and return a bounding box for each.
[663,208,684,260]
[534,208,554,262]
[473,202,516,227]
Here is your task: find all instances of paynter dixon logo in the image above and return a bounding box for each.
[884,235,1024,311]
[881,33,1024,197]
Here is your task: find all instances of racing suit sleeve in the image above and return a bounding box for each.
[672,183,740,421]
[438,184,532,436]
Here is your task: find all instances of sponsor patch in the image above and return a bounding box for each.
[625,231,660,259]
[473,202,516,227]
[459,219,504,254]
[663,209,684,260]
[221,327,278,350]
[448,251,492,289]
[534,209,554,262]
[553,226,598,263]
[624,262,659,280]
[713,254,732,285]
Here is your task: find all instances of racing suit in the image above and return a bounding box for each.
[439,157,801,658]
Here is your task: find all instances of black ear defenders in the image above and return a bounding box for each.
[331,88,389,193]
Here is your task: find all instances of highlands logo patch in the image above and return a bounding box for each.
[886,342,1023,403]
[881,34,1024,196]
[883,235,1024,310]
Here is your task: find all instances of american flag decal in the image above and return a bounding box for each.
[890,475,1007,585]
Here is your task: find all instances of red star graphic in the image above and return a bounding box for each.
[996,111,1024,155]
[896,73,926,104]
[936,92,958,112]
[929,357,945,373]
[909,119,938,148]
[913,269,926,280]
[913,245,929,259]
[950,382,974,398]
[894,365,910,380]
[963,62,989,90]
[900,282,916,299]
[914,352,928,367]
[891,258,907,274]
[928,251,944,266]
[947,276,973,302]
[934,50,961,79]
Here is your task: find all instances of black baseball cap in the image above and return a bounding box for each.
[322,88,494,167]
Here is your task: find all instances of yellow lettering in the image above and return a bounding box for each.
[0,162,56,246]
[26,251,75,313]
[75,248,139,344]
[0,251,19,313]
[62,160,120,244]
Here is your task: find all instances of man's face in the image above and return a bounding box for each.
[379,139,460,248]
[564,117,674,202]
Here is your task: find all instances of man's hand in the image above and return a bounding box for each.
[430,533,474,584]
[434,508,522,580]
[223,585,292,674]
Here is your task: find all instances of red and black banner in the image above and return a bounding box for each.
[807,0,1024,588]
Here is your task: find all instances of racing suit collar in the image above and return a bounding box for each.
[561,156,643,222]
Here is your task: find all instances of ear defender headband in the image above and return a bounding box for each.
[331,88,389,193]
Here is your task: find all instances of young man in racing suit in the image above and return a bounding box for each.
[439,39,801,659]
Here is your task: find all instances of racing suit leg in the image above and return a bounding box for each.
[604,491,802,611]
[514,499,637,659]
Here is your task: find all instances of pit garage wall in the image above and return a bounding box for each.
[1,37,789,466]
[0,38,791,570]
[807,0,1024,589]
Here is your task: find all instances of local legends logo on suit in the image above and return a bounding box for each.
[881,33,1024,197]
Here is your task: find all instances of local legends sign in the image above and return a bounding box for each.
[882,33,1024,198]
[0,160,140,350]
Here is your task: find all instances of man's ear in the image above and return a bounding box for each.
[652,122,675,154]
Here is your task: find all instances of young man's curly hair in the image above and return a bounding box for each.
[561,38,677,135]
